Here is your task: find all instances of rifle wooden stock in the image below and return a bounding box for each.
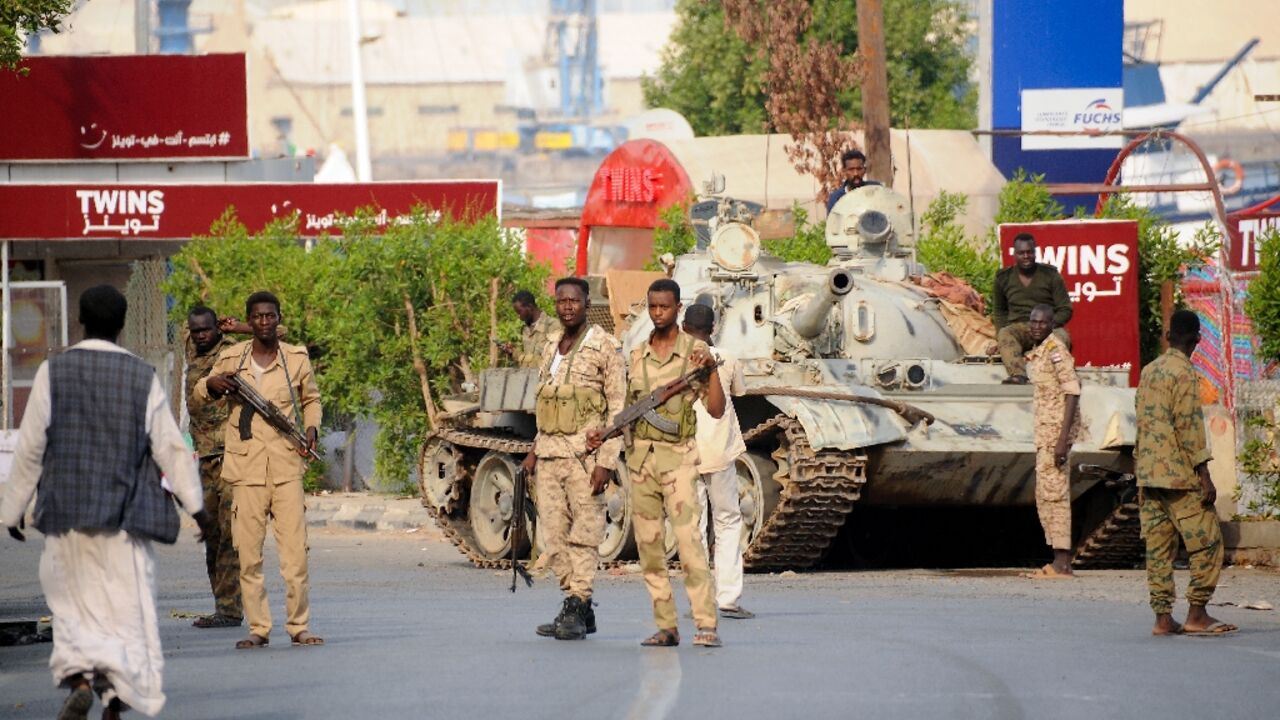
[226,374,321,462]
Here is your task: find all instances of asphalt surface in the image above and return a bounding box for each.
[2,526,1279,720]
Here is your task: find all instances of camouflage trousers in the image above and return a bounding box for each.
[998,323,1071,377]
[1141,486,1223,615]
[200,455,242,619]
[631,452,717,631]
[534,456,606,600]
[1033,445,1072,550]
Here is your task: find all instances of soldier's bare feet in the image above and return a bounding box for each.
[1151,613,1183,636]
[1182,605,1238,635]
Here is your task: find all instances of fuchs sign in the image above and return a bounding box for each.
[0,54,249,161]
[0,182,502,240]
[999,220,1141,386]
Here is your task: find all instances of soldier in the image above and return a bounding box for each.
[185,306,244,628]
[992,233,1073,384]
[196,291,324,649]
[1136,310,1236,636]
[521,277,625,641]
[681,303,754,618]
[509,289,560,368]
[592,278,724,648]
[1023,304,1080,580]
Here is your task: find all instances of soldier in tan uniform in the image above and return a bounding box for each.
[1023,304,1081,579]
[597,278,724,648]
[185,307,243,628]
[521,277,626,641]
[195,291,324,649]
[504,289,559,368]
[1136,310,1236,636]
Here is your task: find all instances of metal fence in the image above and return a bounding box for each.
[118,258,183,419]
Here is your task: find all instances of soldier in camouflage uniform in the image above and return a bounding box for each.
[509,289,560,368]
[185,307,243,628]
[522,277,626,641]
[1136,310,1236,636]
[605,278,724,648]
[1024,305,1081,579]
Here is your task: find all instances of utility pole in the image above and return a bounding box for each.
[856,0,892,187]
[134,0,150,54]
[346,0,373,181]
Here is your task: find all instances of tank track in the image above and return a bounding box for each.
[1071,500,1143,569]
[741,415,867,572]
[422,428,532,570]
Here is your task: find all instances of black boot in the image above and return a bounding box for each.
[554,596,588,641]
[536,597,573,637]
[582,598,597,635]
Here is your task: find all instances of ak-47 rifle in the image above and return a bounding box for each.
[226,374,321,462]
[589,358,723,450]
[510,466,535,592]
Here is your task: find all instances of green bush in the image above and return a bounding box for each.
[1237,414,1280,519]
[762,206,831,265]
[1244,227,1280,362]
[645,200,697,270]
[164,208,549,492]
[915,191,999,308]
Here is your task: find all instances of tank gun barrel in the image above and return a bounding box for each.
[791,269,854,339]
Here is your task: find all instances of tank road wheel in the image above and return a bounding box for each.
[735,452,782,548]
[598,465,635,563]
[419,436,463,514]
[468,452,530,561]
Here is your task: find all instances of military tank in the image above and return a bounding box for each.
[617,185,1141,571]
[419,185,1142,572]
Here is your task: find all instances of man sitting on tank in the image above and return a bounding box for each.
[991,232,1073,384]
[824,149,882,212]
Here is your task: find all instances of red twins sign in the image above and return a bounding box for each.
[999,220,1141,386]
[0,54,249,161]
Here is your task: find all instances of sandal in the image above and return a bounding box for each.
[234,634,269,650]
[291,631,325,647]
[692,629,722,647]
[193,613,243,629]
[640,628,679,647]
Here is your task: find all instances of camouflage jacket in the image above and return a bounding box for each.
[1027,334,1082,443]
[186,333,235,458]
[532,324,626,470]
[518,312,559,368]
[1135,348,1212,489]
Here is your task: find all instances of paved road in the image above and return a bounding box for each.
[2,527,1278,719]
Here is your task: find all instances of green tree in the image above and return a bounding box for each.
[643,0,975,136]
[2,0,74,73]
[164,208,549,491]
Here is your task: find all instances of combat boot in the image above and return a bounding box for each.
[581,598,597,635]
[536,597,573,637]
[554,596,588,641]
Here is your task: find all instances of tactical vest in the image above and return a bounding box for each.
[534,328,607,435]
[629,333,698,442]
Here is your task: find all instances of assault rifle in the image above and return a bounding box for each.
[590,358,723,449]
[510,466,535,592]
[226,374,321,462]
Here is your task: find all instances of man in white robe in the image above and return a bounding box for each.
[1,285,208,720]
